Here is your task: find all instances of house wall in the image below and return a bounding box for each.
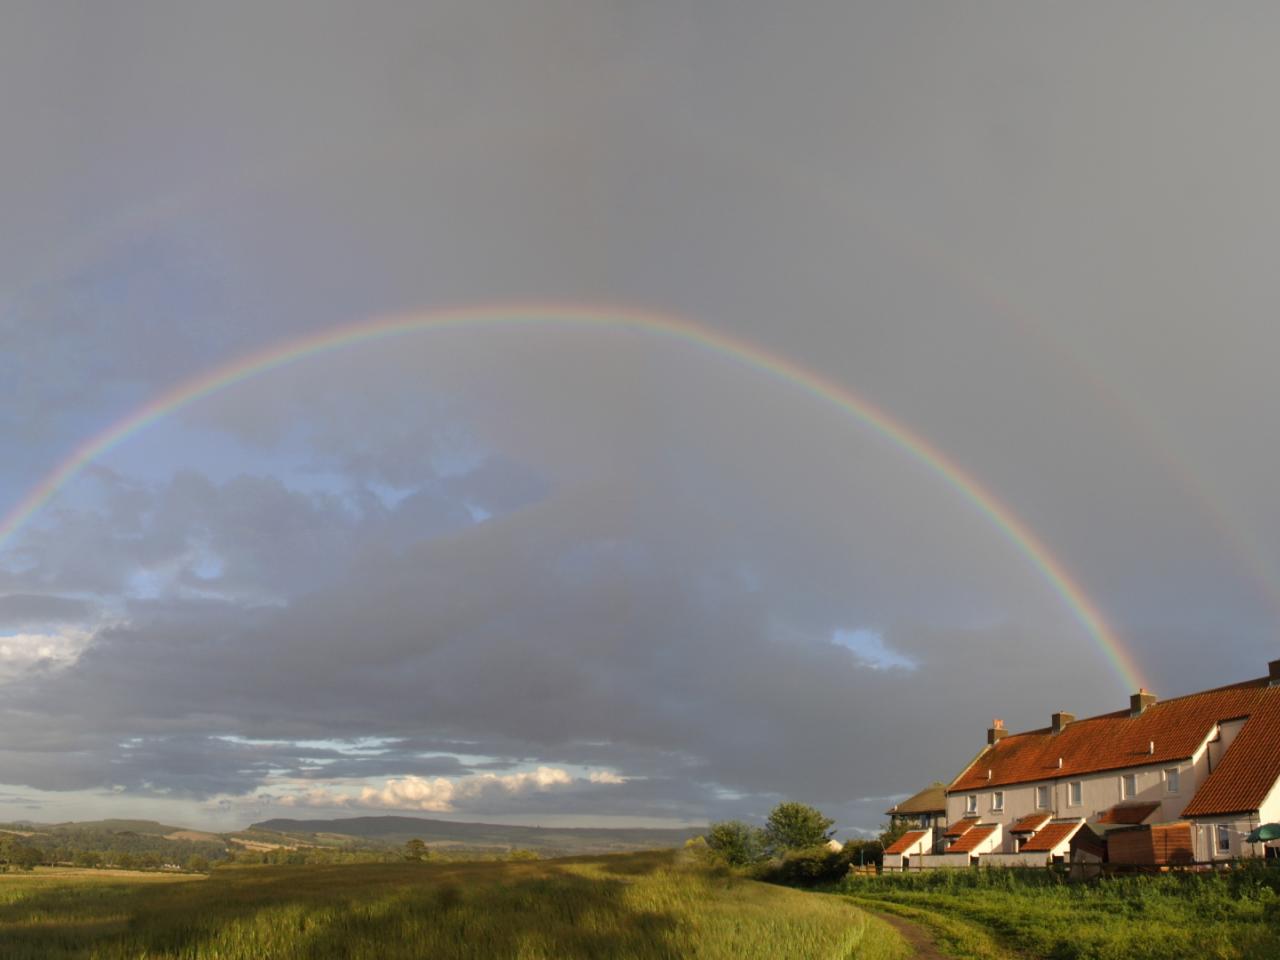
[1187,816,1262,861]
[915,853,974,870]
[984,852,1050,868]
[947,754,1211,852]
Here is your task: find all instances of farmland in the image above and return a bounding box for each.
[839,864,1280,959]
[0,850,906,959]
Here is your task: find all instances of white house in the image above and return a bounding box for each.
[938,658,1280,865]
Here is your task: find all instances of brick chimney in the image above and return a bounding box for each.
[1269,659,1280,686]
[987,718,1008,745]
[1130,688,1157,717]
[1051,711,1075,735]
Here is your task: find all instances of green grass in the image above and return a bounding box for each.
[838,864,1280,960]
[0,850,906,959]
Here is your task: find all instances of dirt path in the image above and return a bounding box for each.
[872,911,952,960]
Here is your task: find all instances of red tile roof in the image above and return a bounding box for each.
[1020,820,1083,853]
[883,830,930,856]
[1184,690,1280,816]
[1096,802,1161,825]
[944,818,978,838]
[1010,812,1052,834]
[950,678,1280,823]
[947,824,997,854]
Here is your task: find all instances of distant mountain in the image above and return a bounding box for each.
[248,815,704,855]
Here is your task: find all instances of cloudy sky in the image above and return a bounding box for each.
[3,2,1280,834]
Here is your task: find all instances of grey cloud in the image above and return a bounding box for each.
[0,594,93,628]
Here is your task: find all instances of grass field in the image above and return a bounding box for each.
[0,850,905,959]
[838,864,1280,960]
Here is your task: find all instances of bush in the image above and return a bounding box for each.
[704,821,767,867]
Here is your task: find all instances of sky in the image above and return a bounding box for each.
[3,2,1280,835]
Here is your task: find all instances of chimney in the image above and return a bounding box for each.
[987,718,1008,745]
[1270,659,1280,686]
[1051,711,1075,735]
[1130,688,1157,717]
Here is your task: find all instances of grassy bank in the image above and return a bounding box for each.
[0,850,905,959]
[838,864,1280,960]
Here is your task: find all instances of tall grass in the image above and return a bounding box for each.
[0,850,906,959]
[840,863,1280,960]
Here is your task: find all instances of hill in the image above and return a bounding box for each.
[248,815,704,855]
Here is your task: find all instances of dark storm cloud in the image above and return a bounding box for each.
[0,594,92,628]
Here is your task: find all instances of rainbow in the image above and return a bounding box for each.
[0,303,1144,690]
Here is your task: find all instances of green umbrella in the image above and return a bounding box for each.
[1246,823,1280,843]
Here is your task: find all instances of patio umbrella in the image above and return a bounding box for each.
[1245,823,1280,843]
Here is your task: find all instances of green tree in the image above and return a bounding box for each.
[184,854,210,873]
[403,838,429,862]
[10,844,43,871]
[73,850,102,869]
[763,802,835,854]
[704,820,766,866]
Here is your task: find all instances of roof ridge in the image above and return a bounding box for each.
[993,677,1270,739]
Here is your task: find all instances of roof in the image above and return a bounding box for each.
[1184,689,1280,816]
[950,676,1280,818]
[885,784,946,816]
[1096,802,1160,826]
[944,817,978,838]
[1021,820,1083,853]
[883,830,930,856]
[947,824,998,854]
[1010,812,1053,834]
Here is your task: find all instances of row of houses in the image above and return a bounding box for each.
[883,659,1280,869]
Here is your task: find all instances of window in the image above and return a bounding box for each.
[1122,773,1137,799]
[1216,824,1231,855]
[1036,785,1050,809]
[966,794,977,814]
[992,791,1004,812]
[1069,781,1083,807]
[1165,768,1180,794]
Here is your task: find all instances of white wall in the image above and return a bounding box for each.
[1188,816,1259,861]
[948,757,1206,851]
[914,853,973,870]
[984,852,1051,868]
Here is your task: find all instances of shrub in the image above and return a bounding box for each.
[704,821,767,867]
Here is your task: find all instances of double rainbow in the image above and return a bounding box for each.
[0,304,1144,691]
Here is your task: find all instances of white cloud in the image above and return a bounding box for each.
[0,630,93,683]
[278,766,581,813]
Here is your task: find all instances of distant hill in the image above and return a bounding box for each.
[44,819,192,836]
[248,815,704,855]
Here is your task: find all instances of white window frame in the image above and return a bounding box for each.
[992,791,1004,812]
[1035,785,1050,810]
[966,794,978,814]
[1068,781,1082,807]
[1216,823,1231,856]
[1121,773,1137,799]
[1164,767,1180,795]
